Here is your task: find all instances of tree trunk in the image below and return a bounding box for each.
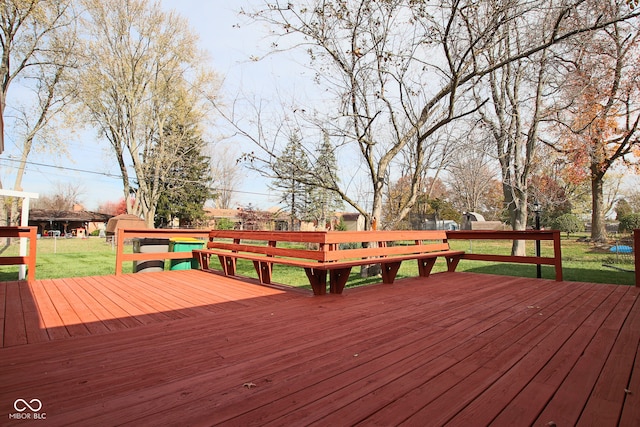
[503,182,527,256]
[370,177,385,231]
[591,174,607,242]
[359,182,384,277]
[0,203,6,227]
[142,204,156,229]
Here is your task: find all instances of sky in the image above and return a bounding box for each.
[1,0,298,211]
[4,1,637,214]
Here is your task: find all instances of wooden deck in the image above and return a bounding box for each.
[1,270,639,426]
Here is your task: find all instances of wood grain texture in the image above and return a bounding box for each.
[0,270,638,426]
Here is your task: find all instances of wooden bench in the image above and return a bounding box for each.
[193,230,465,295]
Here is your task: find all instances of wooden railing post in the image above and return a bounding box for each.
[26,226,37,282]
[635,229,639,288]
[552,230,563,282]
[115,229,126,276]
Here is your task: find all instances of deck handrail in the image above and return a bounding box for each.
[115,228,210,275]
[115,228,569,282]
[0,226,37,281]
[635,229,639,288]
[446,230,563,281]
[204,229,563,281]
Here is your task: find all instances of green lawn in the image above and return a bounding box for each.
[0,234,635,287]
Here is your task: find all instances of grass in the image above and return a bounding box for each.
[0,234,635,287]
[0,237,128,281]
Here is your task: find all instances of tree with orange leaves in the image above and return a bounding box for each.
[549,18,640,242]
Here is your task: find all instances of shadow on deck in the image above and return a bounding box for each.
[1,270,639,425]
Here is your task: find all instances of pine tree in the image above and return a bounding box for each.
[271,134,310,230]
[154,122,213,228]
[307,133,343,229]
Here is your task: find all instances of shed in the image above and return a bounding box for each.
[105,214,147,241]
[461,211,507,231]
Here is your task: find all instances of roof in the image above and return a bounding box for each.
[466,212,486,221]
[205,208,240,218]
[337,212,362,221]
[28,209,113,223]
[105,214,146,233]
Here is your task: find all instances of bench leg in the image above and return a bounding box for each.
[305,268,327,295]
[218,255,237,276]
[195,252,209,270]
[253,261,273,284]
[418,258,437,277]
[330,267,351,294]
[381,261,402,284]
[446,255,462,272]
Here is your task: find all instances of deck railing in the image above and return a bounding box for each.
[0,226,37,281]
[114,228,640,286]
[446,230,563,281]
[635,229,639,288]
[115,228,210,275]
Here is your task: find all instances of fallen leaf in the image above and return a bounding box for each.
[243,382,257,389]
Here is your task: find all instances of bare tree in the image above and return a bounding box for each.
[446,148,499,215]
[225,0,639,231]
[33,182,84,211]
[209,144,244,209]
[472,10,559,254]
[0,0,78,224]
[623,180,640,213]
[76,0,218,227]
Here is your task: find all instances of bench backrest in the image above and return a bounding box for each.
[206,230,452,263]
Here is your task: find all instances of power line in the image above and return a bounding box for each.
[0,157,122,179]
[0,157,275,198]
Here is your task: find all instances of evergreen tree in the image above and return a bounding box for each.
[307,133,343,229]
[154,122,214,228]
[615,199,633,220]
[271,134,310,230]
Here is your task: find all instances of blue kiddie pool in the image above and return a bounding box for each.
[609,245,633,253]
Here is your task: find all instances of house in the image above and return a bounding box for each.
[335,212,366,231]
[205,207,277,231]
[204,208,242,229]
[203,207,367,232]
[28,208,113,237]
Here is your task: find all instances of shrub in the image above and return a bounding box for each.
[618,213,640,233]
[215,217,236,230]
[551,213,585,237]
